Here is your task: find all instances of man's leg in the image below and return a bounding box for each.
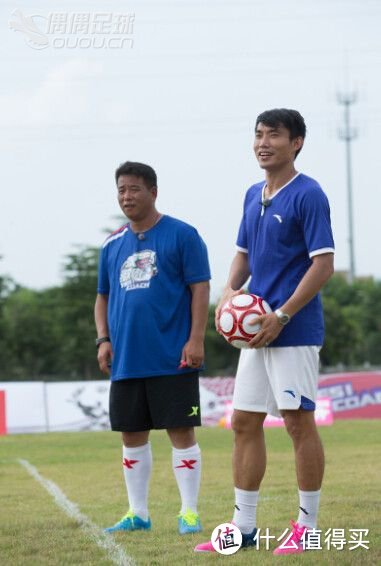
[167,426,202,532]
[282,409,324,528]
[194,346,271,554]
[121,431,152,521]
[105,430,152,532]
[231,410,267,534]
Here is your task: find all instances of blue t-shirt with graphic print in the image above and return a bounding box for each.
[97,215,211,380]
[236,173,334,346]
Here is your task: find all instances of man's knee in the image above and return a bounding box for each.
[167,426,196,449]
[231,410,266,436]
[282,410,317,441]
[122,430,150,447]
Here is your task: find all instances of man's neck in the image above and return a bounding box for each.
[129,209,161,233]
[265,165,298,196]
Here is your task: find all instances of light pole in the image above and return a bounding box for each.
[338,92,357,283]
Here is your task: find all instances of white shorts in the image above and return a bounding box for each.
[233,346,320,418]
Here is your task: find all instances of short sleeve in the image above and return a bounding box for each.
[299,187,335,257]
[97,246,110,294]
[181,228,211,285]
[236,190,249,252]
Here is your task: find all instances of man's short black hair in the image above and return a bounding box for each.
[255,108,306,158]
[115,161,157,187]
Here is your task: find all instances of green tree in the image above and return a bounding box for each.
[1,286,63,379]
[1,258,380,380]
[58,246,102,379]
[0,267,16,376]
[352,278,381,364]
[321,275,381,368]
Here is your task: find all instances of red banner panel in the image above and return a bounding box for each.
[318,372,381,419]
[0,390,6,435]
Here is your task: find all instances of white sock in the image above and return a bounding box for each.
[122,442,152,521]
[172,444,201,514]
[297,489,321,528]
[232,487,259,534]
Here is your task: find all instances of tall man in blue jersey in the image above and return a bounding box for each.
[195,109,334,554]
[95,161,210,535]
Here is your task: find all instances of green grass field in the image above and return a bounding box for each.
[1,421,380,565]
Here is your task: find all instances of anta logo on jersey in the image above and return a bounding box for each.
[120,250,158,291]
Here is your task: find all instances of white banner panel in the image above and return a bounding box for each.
[46,381,110,431]
[0,381,47,433]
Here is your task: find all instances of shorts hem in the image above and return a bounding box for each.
[233,403,268,413]
[277,405,316,414]
[111,421,201,432]
[111,424,152,432]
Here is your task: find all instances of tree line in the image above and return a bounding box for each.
[0,247,380,381]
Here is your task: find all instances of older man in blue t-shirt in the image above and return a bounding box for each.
[95,161,210,537]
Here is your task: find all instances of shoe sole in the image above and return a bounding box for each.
[105,526,151,533]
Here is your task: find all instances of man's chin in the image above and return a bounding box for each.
[123,209,137,220]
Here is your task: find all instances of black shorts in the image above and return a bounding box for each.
[109,372,201,432]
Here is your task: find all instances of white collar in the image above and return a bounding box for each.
[260,172,300,216]
[261,172,300,202]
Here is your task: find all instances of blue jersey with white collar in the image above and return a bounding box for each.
[236,173,334,346]
[97,215,211,380]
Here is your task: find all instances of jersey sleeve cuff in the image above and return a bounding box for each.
[97,288,110,295]
[309,247,335,258]
[236,246,248,253]
[185,275,211,285]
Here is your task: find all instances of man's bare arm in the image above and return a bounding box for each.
[94,293,113,374]
[181,281,210,367]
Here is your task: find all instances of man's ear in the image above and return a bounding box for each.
[293,136,304,152]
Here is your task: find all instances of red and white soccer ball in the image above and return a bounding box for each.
[218,293,272,349]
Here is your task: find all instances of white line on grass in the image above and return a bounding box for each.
[18,459,135,566]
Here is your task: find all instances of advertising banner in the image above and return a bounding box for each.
[318,372,381,419]
[0,371,380,434]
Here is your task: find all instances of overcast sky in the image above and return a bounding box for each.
[1,0,380,300]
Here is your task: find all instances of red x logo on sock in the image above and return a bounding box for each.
[123,458,139,469]
[175,459,197,469]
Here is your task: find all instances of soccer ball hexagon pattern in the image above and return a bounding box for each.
[218,293,272,349]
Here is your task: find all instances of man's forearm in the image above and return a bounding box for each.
[94,294,109,337]
[189,281,210,340]
[281,254,334,317]
[225,252,251,291]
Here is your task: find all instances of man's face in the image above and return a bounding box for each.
[253,122,303,171]
[117,174,157,221]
